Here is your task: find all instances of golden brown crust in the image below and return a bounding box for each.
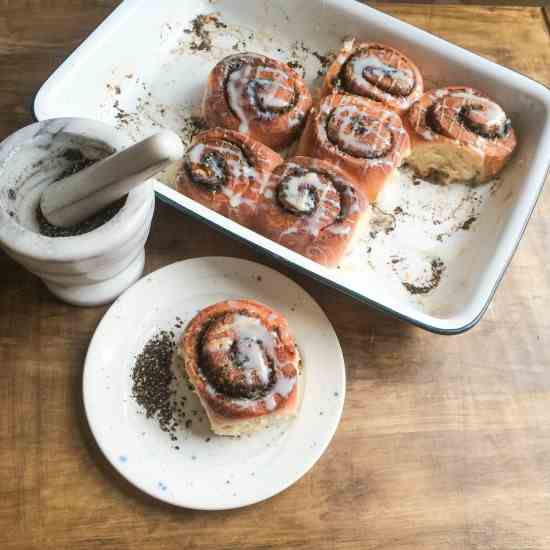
[322,39,423,116]
[202,52,313,150]
[405,86,517,182]
[255,156,368,267]
[180,300,301,425]
[296,94,411,201]
[176,128,283,226]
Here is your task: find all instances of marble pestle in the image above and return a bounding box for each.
[40,130,184,227]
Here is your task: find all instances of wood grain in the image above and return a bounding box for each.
[1,3,550,550]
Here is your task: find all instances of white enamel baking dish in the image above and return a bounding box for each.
[34,0,550,334]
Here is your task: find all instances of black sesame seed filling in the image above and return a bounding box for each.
[186,151,228,191]
[326,108,393,159]
[458,105,511,139]
[427,102,511,140]
[276,167,320,216]
[185,139,255,191]
[339,47,416,98]
[223,56,299,121]
[197,310,277,400]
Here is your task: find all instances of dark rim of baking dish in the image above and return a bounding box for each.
[32,0,550,333]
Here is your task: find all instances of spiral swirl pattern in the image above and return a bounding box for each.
[323,40,423,115]
[177,128,283,226]
[296,94,411,201]
[406,87,517,183]
[256,156,366,267]
[203,53,313,150]
[181,300,301,424]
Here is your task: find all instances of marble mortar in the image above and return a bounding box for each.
[0,118,155,306]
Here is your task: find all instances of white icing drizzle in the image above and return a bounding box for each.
[279,172,321,212]
[287,110,303,128]
[264,395,277,412]
[450,91,480,101]
[351,54,413,90]
[450,91,507,127]
[346,190,361,214]
[200,313,297,411]
[277,163,343,238]
[226,63,294,132]
[328,105,393,161]
[300,180,333,236]
[228,372,297,412]
[255,67,294,109]
[222,186,255,208]
[255,78,293,110]
[418,128,435,141]
[279,225,299,239]
[186,139,259,209]
[419,89,508,146]
[230,314,275,353]
[227,64,253,133]
[235,338,270,385]
[188,142,205,163]
[328,224,351,235]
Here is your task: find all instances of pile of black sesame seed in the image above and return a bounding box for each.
[131,330,177,432]
[130,327,208,446]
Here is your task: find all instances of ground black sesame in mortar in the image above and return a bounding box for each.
[36,149,126,238]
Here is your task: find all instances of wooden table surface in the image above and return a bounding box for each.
[2,2,550,549]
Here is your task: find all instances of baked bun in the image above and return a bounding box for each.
[255,156,368,267]
[180,300,302,437]
[202,52,313,150]
[322,39,423,116]
[176,128,283,226]
[296,93,410,201]
[405,86,517,183]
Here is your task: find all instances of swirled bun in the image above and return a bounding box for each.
[203,52,313,150]
[176,128,283,226]
[255,156,368,266]
[405,86,517,183]
[322,39,423,116]
[296,94,410,201]
[179,300,302,436]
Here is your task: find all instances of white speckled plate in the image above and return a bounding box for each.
[83,257,345,510]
